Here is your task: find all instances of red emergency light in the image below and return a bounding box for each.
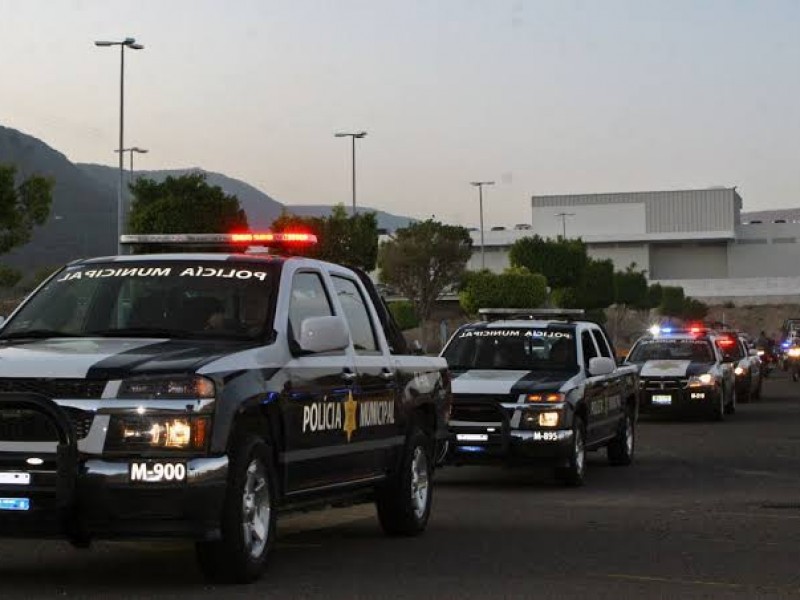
[717,336,736,348]
[230,232,317,245]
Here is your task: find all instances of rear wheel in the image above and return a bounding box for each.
[195,436,276,584]
[556,416,586,486]
[607,410,635,466]
[724,386,737,415]
[376,426,433,536]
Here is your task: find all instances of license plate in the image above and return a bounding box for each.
[456,433,488,442]
[129,462,187,484]
[0,497,30,511]
[652,394,672,405]
[0,472,30,485]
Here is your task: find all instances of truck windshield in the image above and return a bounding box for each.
[628,339,714,363]
[442,327,578,372]
[0,260,277,341]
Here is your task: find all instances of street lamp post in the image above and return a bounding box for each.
[555,212,575,238]
[470,181,495,270]
[334,131,367,215]
[95,37,144,254]
[115,146,148,184]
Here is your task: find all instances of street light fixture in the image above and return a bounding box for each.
[115,146,148,181]
[94,36,144,254]
[470,181,495,269]
[555,212,575,238]
[334,131,367,215]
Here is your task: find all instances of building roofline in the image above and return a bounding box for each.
[531,186,739,200]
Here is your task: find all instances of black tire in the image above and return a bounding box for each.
[556,416,586,486]
[376,426,433,536]
[724,386,737,415]
[711,390,726,421]
[607,410,635,466]
[195,436,276,584]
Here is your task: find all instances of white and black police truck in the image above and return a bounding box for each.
[441,309,639,486]
[0,232,451,583]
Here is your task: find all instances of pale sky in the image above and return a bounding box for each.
[1,0,799,227]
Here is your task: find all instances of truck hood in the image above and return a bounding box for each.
[0,338,256,379]
[638,360,714,378]
[450,369,571,395]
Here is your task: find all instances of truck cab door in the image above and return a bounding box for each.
[282,269,360,494]
[329,274,402,479]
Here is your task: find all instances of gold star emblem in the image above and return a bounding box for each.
[342,390,358,442]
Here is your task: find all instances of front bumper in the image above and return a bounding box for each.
[0,393,228,540]
[446,425,574,465]
[639,386,721,414]
[0,454,229,540]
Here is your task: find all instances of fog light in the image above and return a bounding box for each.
[734,366,745,376]
[538,412,560,427]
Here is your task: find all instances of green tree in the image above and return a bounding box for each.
[387,300,420,331]
[271,204,379,271]
[646,283,664,309]
[0,164,54,255]
[681,297,709,321]
[0,264,22,289]
[128,173,248,234]
[577,258,615,310]
[509,235,588,289]
[614,263,649,309]
[378,220,472,325]
[459,267,548,316]
[659,286,686,317]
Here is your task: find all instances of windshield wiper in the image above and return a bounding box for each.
[1,329,81,340]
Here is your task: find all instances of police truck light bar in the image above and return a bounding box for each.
[120,232,317,247]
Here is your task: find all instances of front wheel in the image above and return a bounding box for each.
[376,426,433,536]
[195,436,276,584]
[724,386,737,415]
[607,411,635,466]
[556,416,586,486]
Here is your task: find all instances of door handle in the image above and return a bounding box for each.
[380,369,396,380]
[341,369,357,383]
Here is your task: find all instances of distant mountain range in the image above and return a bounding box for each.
[0,125,415,269]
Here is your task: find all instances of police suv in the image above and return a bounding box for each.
[441,309,639,486]
[0,233,451,583]
[625,326,736,420]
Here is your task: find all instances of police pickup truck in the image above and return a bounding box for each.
[625,325,736,420]
[441,309,639,486]
[0,232,451,583]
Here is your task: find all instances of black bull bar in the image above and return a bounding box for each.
[0,393,80,536]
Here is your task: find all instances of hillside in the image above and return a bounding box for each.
[78,164,284,228]
[0,126,116,268]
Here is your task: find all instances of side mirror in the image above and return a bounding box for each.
[749,349,759,357]
[298,316,350,354]
[588,357,616,377]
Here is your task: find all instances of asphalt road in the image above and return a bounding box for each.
[1,375,800,599]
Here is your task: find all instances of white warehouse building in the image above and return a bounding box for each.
[468,187,800,305]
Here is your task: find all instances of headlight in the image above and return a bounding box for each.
[538,411,560,427]
[757,350,765,357]
[734,366,745,376]
[106,415,210,451]
[789,348,800,358]
[688,373,715,387]
[117,375,216,399]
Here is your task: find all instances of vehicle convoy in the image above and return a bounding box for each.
[0,233,451,583]
[718,331,762,402]
[625,326,736,420]
[440,309,639,486]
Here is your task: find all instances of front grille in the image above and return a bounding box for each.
[0,407,94,441]
[642,378,689,391]
[0,378,106,399]
[451,394,510,423]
